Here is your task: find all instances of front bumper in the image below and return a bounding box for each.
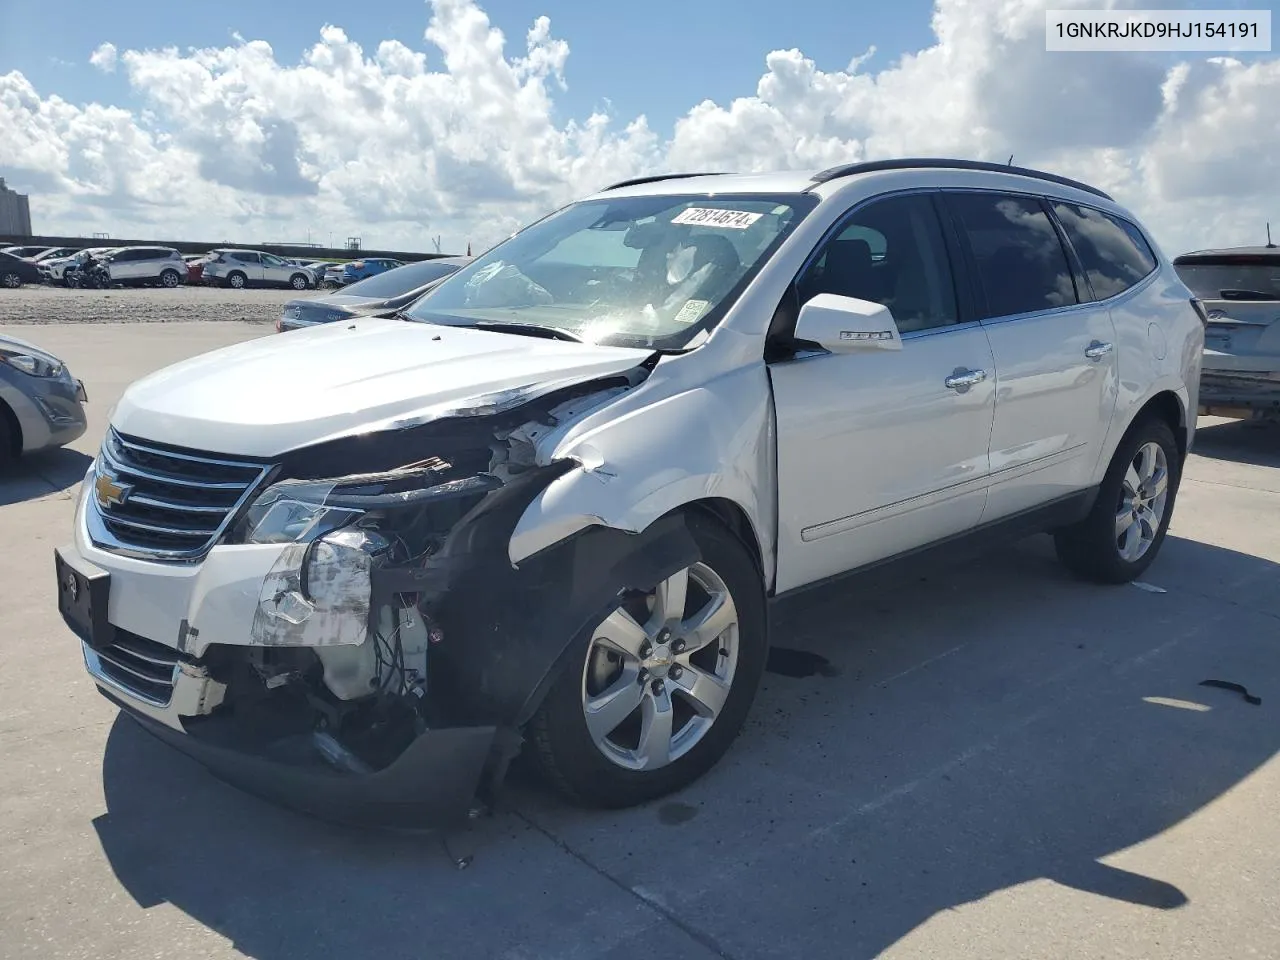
[57,488,505,828]
[100,683,498,828]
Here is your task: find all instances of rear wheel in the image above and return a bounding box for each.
[1,272,21,289]
[1054,417,1181,584]
[227,271,247,289]
[530,514,767,808]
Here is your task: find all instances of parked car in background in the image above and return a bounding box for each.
[183,254,208,285]
[0,251,44,288]
[202,249,317,290]
[95,247,188,288]
[284,259,330,287]
[29,247,79,263]
[1,245,53,260]
[40,247,117,286]
[322,256,405,287]
[1174,244,1280,421]
[277,256,471,331]
[0,332,87,467]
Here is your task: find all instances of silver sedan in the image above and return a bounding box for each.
[0,334,88,468]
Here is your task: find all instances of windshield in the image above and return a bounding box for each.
[403,192,815,350]
[1176,261,1280,301]
[343,259,464,299]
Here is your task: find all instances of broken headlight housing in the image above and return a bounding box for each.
[243,463,498,647]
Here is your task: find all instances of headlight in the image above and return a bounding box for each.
[242,479,361,545]
[0,347,63,378]
[238,462,494,546]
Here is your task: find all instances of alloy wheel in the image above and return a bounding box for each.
[1116,440,1169,562]
[1,273,20,288]
[580,562,739,771]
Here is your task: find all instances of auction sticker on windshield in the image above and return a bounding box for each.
[673,299,710,324]
[671,208,763,229]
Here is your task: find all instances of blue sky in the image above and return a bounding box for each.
[1,0,938,129]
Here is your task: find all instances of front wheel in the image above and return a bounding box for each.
[530,514,767,808]
[1054,417,1181,584]
[159,269,181,288]
[289,273,309,290]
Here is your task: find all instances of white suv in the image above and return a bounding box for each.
[54,159,1203,826]
[202,249,317,290]
[99,246,189,287]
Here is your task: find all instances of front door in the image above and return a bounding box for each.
[770,192,997,594]
[942,192,1120,520]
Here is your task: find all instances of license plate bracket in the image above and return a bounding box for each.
[54,547,113,648]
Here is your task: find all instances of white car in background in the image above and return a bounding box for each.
[98,247,189,288]
[54,159,1203,827]
[39,247,118,285]
[202,249,317,290]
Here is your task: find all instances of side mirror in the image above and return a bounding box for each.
[793,293,902,353]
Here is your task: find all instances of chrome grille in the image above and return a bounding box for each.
[89,429,272,562]
[94,630,181,706]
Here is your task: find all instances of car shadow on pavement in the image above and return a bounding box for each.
[1190,418,1280,468]
[91,533,1280,960]
[0,446,91,506]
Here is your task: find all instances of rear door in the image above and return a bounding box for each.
[236,252,266,284]
[943,191,1118,520]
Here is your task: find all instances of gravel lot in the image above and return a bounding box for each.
[0,284,299,326]
[3,323,1280,960]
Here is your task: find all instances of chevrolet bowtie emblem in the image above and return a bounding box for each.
[94,472,132,508]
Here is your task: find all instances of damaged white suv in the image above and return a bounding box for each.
[55,160,1204,825]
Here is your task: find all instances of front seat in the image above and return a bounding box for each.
[815,238,878,302]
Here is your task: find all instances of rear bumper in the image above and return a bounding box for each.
[1198,370,1280,418]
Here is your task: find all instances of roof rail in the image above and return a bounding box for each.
[601,172,731,191]
[807,158,1113,201]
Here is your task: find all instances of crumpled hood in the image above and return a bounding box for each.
[111,317,653,457]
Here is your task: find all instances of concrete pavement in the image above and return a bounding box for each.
[2,321,1278,960]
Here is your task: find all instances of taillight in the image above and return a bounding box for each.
[1189,297,1208,327]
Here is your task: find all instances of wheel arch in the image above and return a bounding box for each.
[1124,389,1189,463]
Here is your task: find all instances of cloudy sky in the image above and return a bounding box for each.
[0,0,1276,256]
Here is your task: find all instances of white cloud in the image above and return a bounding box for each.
[89,42,118,73]
[0,0,1276,256]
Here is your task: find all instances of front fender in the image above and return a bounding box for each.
[507,364,777,588]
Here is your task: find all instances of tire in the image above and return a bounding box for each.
[1,272,22,289]
[289,273,309,290]
[159,269,181,288]
[227,271,247,289]
[530,513,768,808]
[1054,416,1182,584]
[0,406,15,469]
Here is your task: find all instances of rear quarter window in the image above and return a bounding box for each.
[1051,203,1158,300]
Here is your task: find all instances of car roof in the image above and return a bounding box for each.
[589,159,1114,207]
[1174,246,1280,264]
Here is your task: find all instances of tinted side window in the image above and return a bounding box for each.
[239,252,262,264]
[948,192,1078,318]
[799,194,958,333]
[1052,203,1157,300]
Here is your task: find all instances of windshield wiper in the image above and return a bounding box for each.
[1219,289,1280,301]
[469,320,584,342]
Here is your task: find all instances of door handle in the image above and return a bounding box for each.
[944,368,987,391]
[1085,340,1114,361]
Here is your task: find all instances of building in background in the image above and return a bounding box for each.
[0,179,33,237]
